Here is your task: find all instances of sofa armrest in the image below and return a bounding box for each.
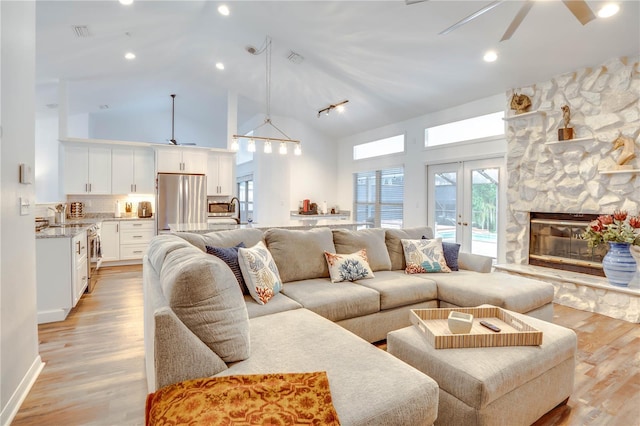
[458,252,493,273]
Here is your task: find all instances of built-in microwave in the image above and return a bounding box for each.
[208,202,234,217]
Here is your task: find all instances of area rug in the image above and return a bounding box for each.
[145,371,341,425]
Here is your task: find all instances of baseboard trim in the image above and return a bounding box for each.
[37,308,68,324]
[1,356,45,426]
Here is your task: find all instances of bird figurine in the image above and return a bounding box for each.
[510,93,531,114]
[561,105,571,129]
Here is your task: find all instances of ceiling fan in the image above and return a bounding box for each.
[406,0,596,41]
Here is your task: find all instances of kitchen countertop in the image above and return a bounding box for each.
[36,215,155,239]
[36,224,94,239]
[169,220,371,234]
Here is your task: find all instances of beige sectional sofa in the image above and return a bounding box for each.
[143,226,555,425]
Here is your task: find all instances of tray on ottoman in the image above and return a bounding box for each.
[410,306,542,349]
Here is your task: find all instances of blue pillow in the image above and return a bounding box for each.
[205,242,248,294]
[422,236,460,271]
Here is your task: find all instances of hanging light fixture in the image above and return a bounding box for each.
[232,36,302,155]
[317,100,349,118]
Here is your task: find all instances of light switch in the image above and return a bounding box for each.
[20,197,30,216]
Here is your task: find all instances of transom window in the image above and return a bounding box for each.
[353,135,404,160]
[425,111,504,147]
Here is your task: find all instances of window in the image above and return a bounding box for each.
[353,134,404,160]
[354,167,404,228]
[425,111,504,147]
[237,175,253,222]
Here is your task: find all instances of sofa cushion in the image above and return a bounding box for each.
[147,234,193,276]
[355,271,438,310]
[422,236,460,271]
[281,278,380,322]
[175,228,264,252]
[332,228,391,271]
[206,243,247,294]
[238,241,283,305]
[264,228,336,283]
[402,238,451,273]
[386,227,435,270]
[324,249,375,283]
[434,270,555,313]
[160,245,250,362]
[244,293,303,319]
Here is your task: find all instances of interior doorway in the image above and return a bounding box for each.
[427,158,505,260]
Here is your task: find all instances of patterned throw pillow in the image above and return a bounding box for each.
[205,243,247,294]
[238,241,283,305]
[421,236,460,271]
[401,238,452,274]
[324,249,375,283]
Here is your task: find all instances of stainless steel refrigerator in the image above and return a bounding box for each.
[156,173,207,232]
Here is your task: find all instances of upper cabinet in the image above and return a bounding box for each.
[63,145,112,194]
[207,152,235,196]
[112,147,155,194]
[156,147,207,174]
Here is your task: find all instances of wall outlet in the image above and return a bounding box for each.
[20,197,30,216]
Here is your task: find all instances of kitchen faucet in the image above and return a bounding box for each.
[229,197,241,224]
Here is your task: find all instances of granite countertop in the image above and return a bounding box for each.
[169,220,371,234]
[36,214,155,239]
[36,224,94,239]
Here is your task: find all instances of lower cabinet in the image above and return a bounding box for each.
[101,220,155,263]
[36,231,87,324]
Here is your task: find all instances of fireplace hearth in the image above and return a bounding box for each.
[529,212,605,277]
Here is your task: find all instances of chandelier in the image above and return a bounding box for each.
[232,36,301,156]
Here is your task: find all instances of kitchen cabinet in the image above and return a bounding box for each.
[63,145,112,194]
[112,147,155,194]
[100,221,120,261]
[207,152,235,196]
[101,220,155,263]
[156,147,207,174]
[36,231,87,324]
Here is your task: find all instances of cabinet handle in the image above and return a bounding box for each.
[133,251,143,254]
[89,183,92,192]
[76,241,81,254]
[133,223,142,227]
[133,235,143,239]
[134,184,137,192]
[116,224,119,232]
[85,183,88,192]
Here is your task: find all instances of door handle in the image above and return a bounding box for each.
[462,222,469,226]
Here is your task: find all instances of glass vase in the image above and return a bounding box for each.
[602,242,637,287]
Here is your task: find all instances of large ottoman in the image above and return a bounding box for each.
[387,309,577,426]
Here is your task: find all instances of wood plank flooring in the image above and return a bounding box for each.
[12,265,640,425]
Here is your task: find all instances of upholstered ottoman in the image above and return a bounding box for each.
[387,309,577,426]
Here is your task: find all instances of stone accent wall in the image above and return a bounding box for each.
[505,56,640,264]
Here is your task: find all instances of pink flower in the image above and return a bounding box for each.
[589,220,603,232]
[613,210,628,221]
[630,216,640,229]
[598,215,614,225]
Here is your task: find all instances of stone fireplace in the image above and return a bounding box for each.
[499,55,640,323]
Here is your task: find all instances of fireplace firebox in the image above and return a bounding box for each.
[529,212,605,277]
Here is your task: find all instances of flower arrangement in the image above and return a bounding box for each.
[582,210,640,248]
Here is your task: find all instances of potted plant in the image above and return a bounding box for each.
[582,210,640,287]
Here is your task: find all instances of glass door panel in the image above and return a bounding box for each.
[467,166,499,258]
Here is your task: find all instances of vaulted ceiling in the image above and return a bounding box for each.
[36,1,640,140]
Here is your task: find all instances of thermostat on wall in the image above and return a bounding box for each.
[19,163,33,184]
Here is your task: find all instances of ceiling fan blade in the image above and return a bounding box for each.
[439,1,504,35]
[501,0,535,41]
[562,0,596,25]
[405,0,427,5]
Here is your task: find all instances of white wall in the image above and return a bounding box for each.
[1,2,43,424]
[337,94,506,227]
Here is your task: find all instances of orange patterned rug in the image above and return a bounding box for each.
[145,371,341,425]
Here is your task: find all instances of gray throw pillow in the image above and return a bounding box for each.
[205,242,248,294]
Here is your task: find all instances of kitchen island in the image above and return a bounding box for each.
[169,220,370,233]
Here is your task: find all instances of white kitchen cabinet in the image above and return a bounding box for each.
[156,147,207,174]
[100,221,120,261]
[112,147,155,194]
[63,145,112,194]
[101,220,155,263]
[207,152,235,196]
[36,230,87,324]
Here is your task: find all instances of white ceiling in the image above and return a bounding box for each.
[36,0,640,140]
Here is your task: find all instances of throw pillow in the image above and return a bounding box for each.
[324,249,375,283]
[421,236,460,271]
[401,238,452,274]
[205,243,248,294]
[238,241,283,305]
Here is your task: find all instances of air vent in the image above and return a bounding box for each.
[287,51,304,64]
[71,25,91,38]
[45,103,58,109]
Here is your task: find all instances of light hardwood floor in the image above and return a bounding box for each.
[12,265,640,425]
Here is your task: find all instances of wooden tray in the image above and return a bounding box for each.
[410,307,543,349]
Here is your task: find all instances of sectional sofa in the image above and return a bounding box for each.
[143,226,555,425]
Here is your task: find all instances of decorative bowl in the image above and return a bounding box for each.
[447,311,474,334]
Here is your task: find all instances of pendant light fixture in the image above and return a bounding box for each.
[232,36,301,156]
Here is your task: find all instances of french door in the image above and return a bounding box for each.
[427,158,504,260]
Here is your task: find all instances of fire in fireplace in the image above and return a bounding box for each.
[529,212,605,277]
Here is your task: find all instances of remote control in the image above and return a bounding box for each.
[480,320,501,332]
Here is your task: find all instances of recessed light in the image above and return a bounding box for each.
[218,5,230,16]
[124,52,136,60]
[119,0,133,5]
[215,62,225,70]
[483,50,498,62]
[597,3,619,18]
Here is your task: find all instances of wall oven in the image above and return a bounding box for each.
[87,223,103,292]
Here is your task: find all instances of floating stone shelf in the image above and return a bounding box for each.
[502,110,547,121]
[598,169,640,175]
[544,136,595,145]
